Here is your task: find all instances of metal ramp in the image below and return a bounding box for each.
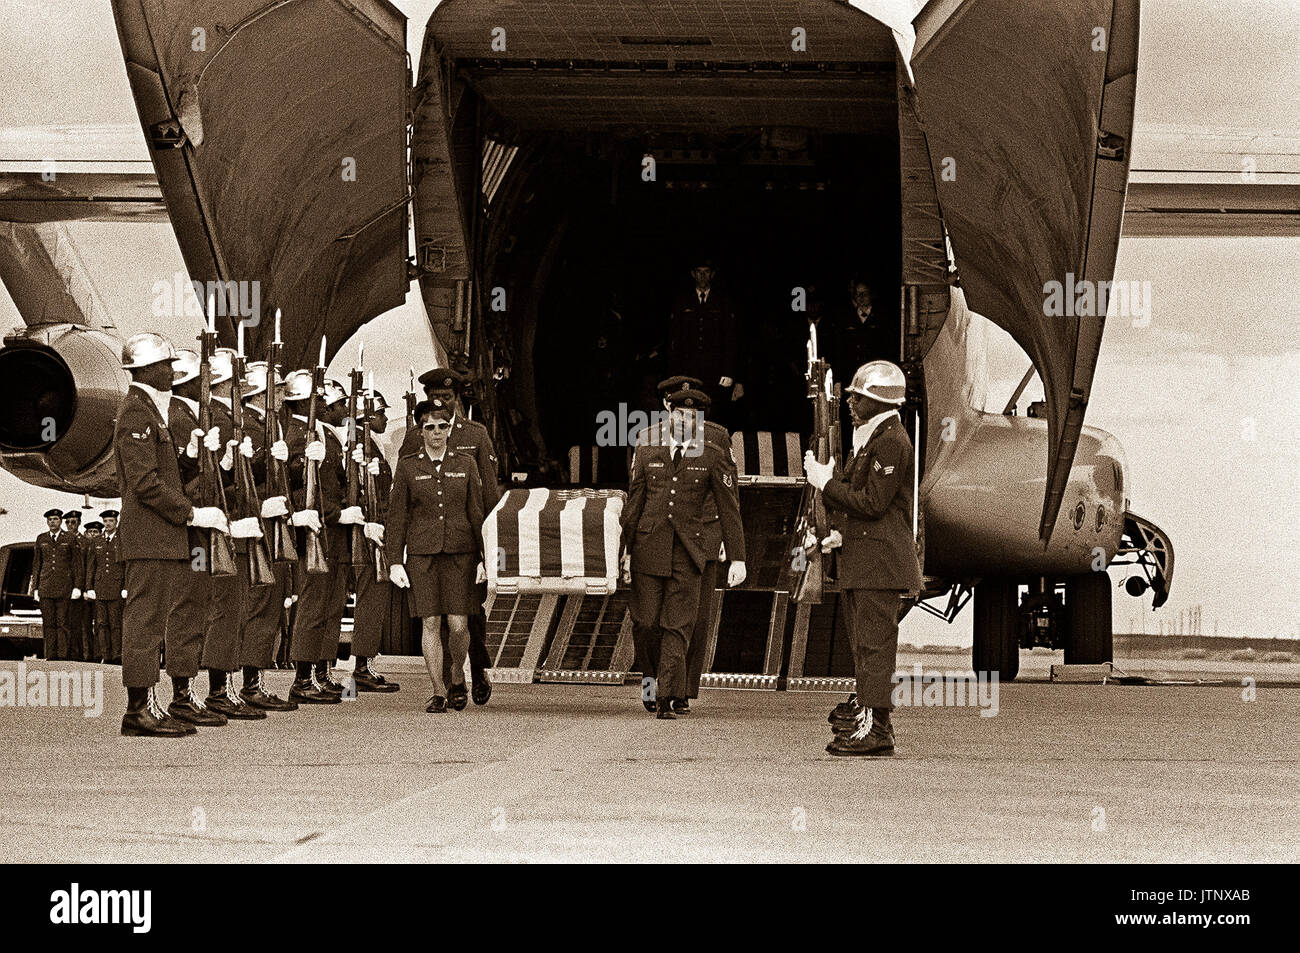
[536,590,635,683]
[483,592,559,683]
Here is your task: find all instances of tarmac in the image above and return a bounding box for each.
[1,657,1297,863]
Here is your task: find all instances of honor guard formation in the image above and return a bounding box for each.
[34,316,916,757]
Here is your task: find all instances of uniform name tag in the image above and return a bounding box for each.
[648,461,665,468]
[445,471,466,478]
[415,474,433,481]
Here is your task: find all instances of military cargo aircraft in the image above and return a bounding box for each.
[6,0,1292,678]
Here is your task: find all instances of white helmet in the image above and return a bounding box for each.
[210,347,235,385]
[846,360,907,405]
[242,360,271,398]
[121,332,176,369]
[172,348,201,385]
[283,369,315,402]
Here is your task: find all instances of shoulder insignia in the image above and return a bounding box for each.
[882,465,895,475]
[723,473,733,488]
[872,458,882,471]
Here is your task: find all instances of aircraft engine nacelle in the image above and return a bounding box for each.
[0,324,128,496]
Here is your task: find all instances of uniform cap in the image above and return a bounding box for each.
[121,332,176,369]
[657,375,704,396]
[413,398,454,422]
[845,360,907,405]
[172,348,201,385]
[44,508,63,519]
[83,521,103,531]
[418,367,465,392]
[99,509,119,518]
[63,511,81,522]
[666,388,711,411]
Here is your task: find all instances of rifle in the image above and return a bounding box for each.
[362,370,390,583]
[231,326,276,586]
[301,337,330,575]
[346,346,370,570]
[198,309,237,577]
[265,310,297,562]
[791,323,840,603]
[404,366,416,431]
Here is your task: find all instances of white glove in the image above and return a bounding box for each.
[803,451,835,491]
[820,529,843,552]
[290,509,321,533]
[475,562,487,584]
[388,564,410,589]
[338,505,365,525]
[219,440,236,472]
[732,382,744,401]
[33,589,39,602]
[261,496,289,518]
[203,427,222,452]
[305,440,326,463]
[719,376,733,388]
[190,506,229,532]
[121,589,128,599]
[71,588,82,600]
[621,552,631,584]
[271,439,289,463]
[185,428,203,459]
[726,561,747,587]
[363,522,384,545]
[351,445,365,465]
[283,596,294,609]
[229,516,263,539]
[239,436,254,459]
[367,458,380,476]
[86,589,96,600]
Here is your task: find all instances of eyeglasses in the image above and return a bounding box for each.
[422,422,451,432]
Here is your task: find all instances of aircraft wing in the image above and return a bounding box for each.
[908,0,1139,541]
[108,0,411,367]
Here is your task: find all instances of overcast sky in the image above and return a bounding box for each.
[0,0,1296,642]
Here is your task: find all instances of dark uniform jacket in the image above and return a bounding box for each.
[385,449,485,562]
[666,289,740,390]
[824,304,893,389]
[361,432,393,522]
[621,440,746,576]
[821,413,923,592]
[32,530,79,598]
[114,385,194,561]
[285,415,345,525]
[400,416,499,511]
[633,419,738,561]
[87,533,125,597]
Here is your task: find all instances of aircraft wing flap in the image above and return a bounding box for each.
[110,0,410,366]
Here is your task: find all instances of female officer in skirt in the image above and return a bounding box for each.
[385,398,486,712]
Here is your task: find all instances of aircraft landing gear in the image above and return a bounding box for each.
[1065,572,1113,664]
[972,577,1020,681]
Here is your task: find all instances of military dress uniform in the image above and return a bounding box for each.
[666,286,741,425]
[400,400,499,703]
[621,408,745,716]
[62,522,91,661]
[819,409,922,755]
[33,513,78,659]
[349,428,399,691]
[87,516,125,663]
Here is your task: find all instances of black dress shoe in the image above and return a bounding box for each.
[168,684,228,726]
[470,669,492,705]
[425,694,448,713]
[121,687,197,737]
[206,685,267,720]
[670,698,691,715]
[240,672,299,711]
[289,676,342,704]
[448,683,468,711]
[353,665,400,693]
[656,698,676,720]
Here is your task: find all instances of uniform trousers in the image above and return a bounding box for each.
[94,599,124,661]
[629,538,703,700]
[290,531,350,663]
[68,601,89,660]
[201,554,250,672]
[243,562,291,670]
[40,598,69,659]
[685,559,720,699]
[122,559,191,688]
[352,568,391,658]
[165,562,213,679]
[844,587,906,709]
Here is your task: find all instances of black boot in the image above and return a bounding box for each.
[827,693,859,729]
[122,685,197,737]
[827,707,895,757]
[168,676,227,726]
[656,697,676,720]
[240,667,298,711]
[205,669,267,720]
[290,662,340,704]
[315,660,346,695]
[352,657,399,693]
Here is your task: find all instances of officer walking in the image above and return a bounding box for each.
[803,360,922,757]
[621,388,747,719]
[86,509,125,665]
[114,332,229,737]
[33,508,78,660]
[400,368,499,704]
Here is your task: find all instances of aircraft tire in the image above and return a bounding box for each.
[973,578,1020,681]
[1065,573,1113,664]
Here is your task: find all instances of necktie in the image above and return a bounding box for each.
[699,290,707,304]
[673,447,683,466]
